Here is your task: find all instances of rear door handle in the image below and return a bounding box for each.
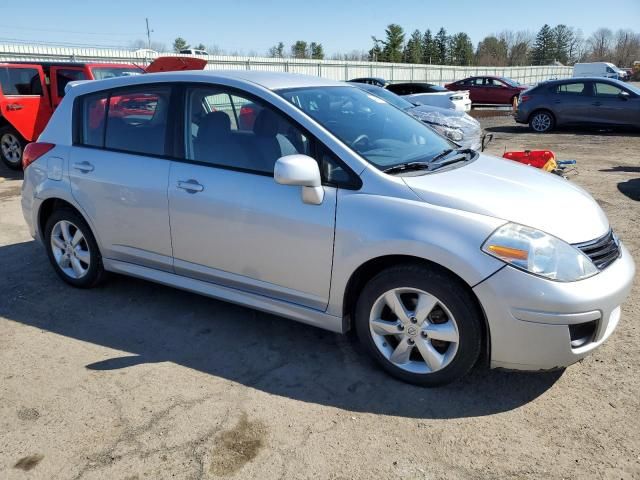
[6,103,23,111]
[72,161,94,173]
[553,100,561,104]
[592,101,602,106]
[177,179,204,193]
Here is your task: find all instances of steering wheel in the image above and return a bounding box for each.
[351,134,370,149]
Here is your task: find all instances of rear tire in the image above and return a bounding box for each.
[354,264,482,386]
[0,126,26,170]
[529,110,555,133]
[44,208,105,288]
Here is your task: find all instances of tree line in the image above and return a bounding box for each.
[148,25,639,67]
[366,24,640,67]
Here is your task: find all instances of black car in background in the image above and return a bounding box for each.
[386,82,449,95]
[515,77,640,133]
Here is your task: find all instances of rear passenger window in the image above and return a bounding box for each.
[185,87,311,174]
[0,67,42,96]
[556,83,586,95]
[78,85,171,155]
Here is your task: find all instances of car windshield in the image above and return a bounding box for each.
[500,77,520,87]
[279,86,452,170]
[90,67,144,80]
[428,84,448,92]
[349,83,414,110]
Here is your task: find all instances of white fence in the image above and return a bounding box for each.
[0,43,573,85]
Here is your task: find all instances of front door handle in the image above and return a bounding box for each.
[177,179,204,193]
[592,101,602,107]
[6,103,24,111]
[72,161,94,173]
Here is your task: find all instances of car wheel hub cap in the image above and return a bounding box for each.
[369,287,459,374]
[533,114,550,131]
[50,220,91,279]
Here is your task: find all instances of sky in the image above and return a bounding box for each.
[2,0,639,55]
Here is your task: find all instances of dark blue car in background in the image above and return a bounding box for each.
[515,78,640,132]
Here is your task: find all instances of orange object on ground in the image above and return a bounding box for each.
[503,150,557,171]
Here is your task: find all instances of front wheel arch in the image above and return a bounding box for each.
[342,255,490,364]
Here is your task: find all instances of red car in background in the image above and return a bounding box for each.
[446,76,529,106]
[0,57,206,169]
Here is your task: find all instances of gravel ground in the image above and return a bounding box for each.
[0,114,639,480]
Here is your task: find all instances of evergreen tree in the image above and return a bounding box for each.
[291,41,308,59]
[403,29,423,63]
[434,27,448,64]
[449,33,474,65]
[531,24,556,65]
[173,37,189,52]
[310,42,325,60]
[381,24,405,63]
[422,29,437,64]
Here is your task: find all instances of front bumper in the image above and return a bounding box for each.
[474,242,635,371]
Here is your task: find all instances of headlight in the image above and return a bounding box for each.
[482,223,598,282]
[430,124,464,142]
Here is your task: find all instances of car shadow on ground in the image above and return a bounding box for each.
[617,178,640,201]
[0,240,563,420]
[0,163,24,181]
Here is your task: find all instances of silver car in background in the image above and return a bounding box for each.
[21,71,635,386]
[349,82,487,151]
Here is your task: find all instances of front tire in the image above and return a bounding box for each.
[0,126,26,170]
[355,264,482,386]
[44,209,105,288]
[529,110,555,133]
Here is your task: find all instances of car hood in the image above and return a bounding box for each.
[402,153,609,244]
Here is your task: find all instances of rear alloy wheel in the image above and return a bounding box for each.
[529,111,554,133]
[355,265,482,386]
[44,209,105,288]
[0,126,25,170]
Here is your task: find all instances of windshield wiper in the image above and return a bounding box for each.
[383,161,431,175]
[430,148,455,163]
[430,154,468,170]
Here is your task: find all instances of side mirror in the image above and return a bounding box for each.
[274,154,324,205]
[619,91,630,101]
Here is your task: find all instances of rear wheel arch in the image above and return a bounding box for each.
[38,198,95,245]
[341,254,490,363]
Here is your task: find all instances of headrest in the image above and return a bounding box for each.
[253,109,279,137]
[199,111,231,139]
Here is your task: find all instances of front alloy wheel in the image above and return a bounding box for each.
[369,288,459,374]
[355,265,482,386]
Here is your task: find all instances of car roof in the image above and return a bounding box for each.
[64,70,342,97]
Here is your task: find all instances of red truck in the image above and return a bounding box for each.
[0,57,206,169]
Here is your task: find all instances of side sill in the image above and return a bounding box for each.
[103,258,345,334]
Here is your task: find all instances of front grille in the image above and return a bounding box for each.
[574,230,620,271]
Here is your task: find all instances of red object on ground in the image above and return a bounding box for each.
[503,150,556,169]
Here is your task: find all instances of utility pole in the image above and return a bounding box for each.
[145,18,153,50]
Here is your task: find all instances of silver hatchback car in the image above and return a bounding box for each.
[21,71,635,386]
